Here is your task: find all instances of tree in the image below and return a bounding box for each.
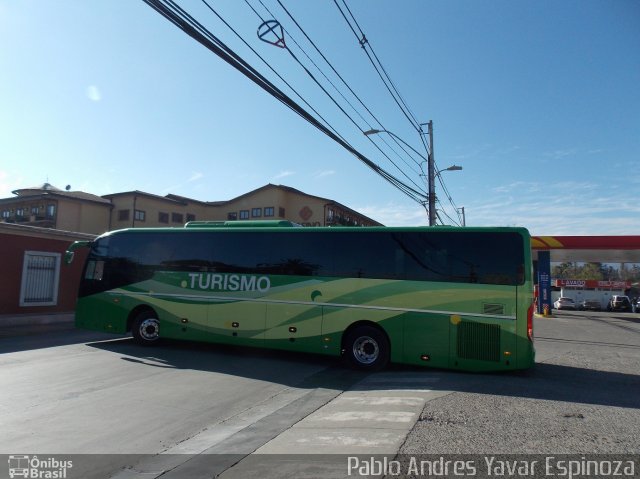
[551,262,640,282]
[552,262,578,279]
[581,262,603,280]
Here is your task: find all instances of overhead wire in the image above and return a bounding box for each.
[244,0,367,126]
[436,197,462,226]
[198,0,345,144]
[141,0,428,205]
[333,0,421,133]
[271,0,425,173]
[435,168,462,225]
[245,0,371,134]
[242,0,426,193]
[335,0,464,224]
[145,0,459,220]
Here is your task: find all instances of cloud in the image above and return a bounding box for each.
[465,180,638,235]
[86,85,102,102]
[544,148,579,160]
[273,170,295,180]
[314,170,335,179]
[160,172,204,194]
[492,180,596,195]
[319,175,637,234]
[492,181,534,194]
[356,202,428,227]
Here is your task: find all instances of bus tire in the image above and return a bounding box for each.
[131,310,161,346]
[343,325,390,371]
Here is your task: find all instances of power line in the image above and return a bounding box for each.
[435,164,462,224]
[271,0,424,173]
[334,2,463,224]
[247,0,369,129]
[199,0,345,145]
[435,198,462,226]
[141,0,428,205]
[243,0,426,193]
[340,0,421,129]
[334,0,421,133]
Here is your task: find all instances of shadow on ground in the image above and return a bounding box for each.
[86,335,640,410]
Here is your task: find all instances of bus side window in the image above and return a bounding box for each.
[85,260,96,280]
[394,249,405,279]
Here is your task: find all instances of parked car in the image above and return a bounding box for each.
[607,295,633,312]
[578,299,601,311]
[553,297,576,310]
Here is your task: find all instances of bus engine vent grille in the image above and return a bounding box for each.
[457,321,501,362]
[483,303,505,315]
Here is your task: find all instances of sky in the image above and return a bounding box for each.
[1,0,638,235]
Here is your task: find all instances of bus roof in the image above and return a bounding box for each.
[99,222,531,240]
[185,220,300,228]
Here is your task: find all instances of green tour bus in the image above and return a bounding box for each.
[67,221,535,371]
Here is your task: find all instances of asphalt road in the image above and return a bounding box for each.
[1,310,638,478]
[0,325,367,477]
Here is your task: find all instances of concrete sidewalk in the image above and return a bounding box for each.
[114,372,452,479]
[249,373,448,455]
[214,372,452,478]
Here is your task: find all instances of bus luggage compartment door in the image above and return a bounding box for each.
[265,303,323,353]
[208,300,266,347]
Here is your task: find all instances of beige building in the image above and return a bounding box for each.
[0,183,381,235]
[104,184,381,229]
[0,183,111,235]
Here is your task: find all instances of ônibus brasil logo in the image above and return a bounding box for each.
[7,455,73,478]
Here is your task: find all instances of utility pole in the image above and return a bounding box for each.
[365,122,462,227]
[459,206,466,226]
[427,120,436,226]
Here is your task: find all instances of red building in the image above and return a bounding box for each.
[0,223,94,317]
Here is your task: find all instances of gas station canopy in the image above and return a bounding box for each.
[532,236,640,264]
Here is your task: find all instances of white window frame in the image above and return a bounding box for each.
[19,251,61,307]
[134,209,145,221]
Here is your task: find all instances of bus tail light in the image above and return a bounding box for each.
[527,302,534,341]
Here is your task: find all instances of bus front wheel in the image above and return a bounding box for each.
[132,310,161,346]
[343,325,390,371]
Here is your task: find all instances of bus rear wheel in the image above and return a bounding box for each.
[132,310,160,346]
[343,325,390,371]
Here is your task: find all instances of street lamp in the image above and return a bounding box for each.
[437,165,462,175]
[363,128,433,222]
[363,126,462,226]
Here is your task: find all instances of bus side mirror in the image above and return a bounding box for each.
[65,241,91,265]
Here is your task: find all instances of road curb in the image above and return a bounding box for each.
[0,312,75,327]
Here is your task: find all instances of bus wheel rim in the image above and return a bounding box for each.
[140,318,159,340]
[352,336,379,364]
